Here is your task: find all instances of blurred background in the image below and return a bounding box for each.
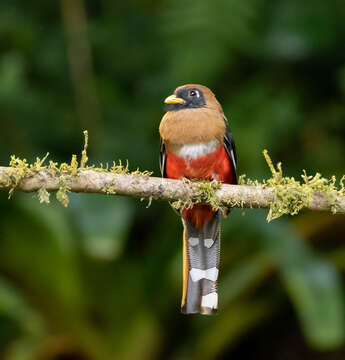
[0,0,345,359]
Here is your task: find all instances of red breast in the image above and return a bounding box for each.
[165,143,232,228]
[165,144,232,183]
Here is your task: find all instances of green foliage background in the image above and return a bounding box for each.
[0,0,345,359]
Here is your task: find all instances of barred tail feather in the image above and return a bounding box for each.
[181,211,221,315]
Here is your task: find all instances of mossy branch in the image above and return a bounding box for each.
[0,167,344,218]
[0,131,344,221]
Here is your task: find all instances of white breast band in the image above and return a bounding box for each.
[176,139,220,159]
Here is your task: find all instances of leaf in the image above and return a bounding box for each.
[0,196,84,311]
[261,217,345,349]
[69,194,134,260]
[0,276,44,336]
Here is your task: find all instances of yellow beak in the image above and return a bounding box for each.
[164,94,186,105]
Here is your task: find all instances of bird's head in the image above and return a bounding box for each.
[164,84,221,112]
[160,84,226,145]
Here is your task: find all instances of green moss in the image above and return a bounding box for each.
[80,130,89,168]
[171,179,222,212]
[140,196,153,208]
[238,174,260,186]
[38,187,50,204]
[172,151,344,221]
[7,131,152,205]
[56,175,71,207]
[263,150,345,221]
[8,155,32,198]
[6,132,344,218]
[198,180,222,210]
[102,185,116,195]
[110,159,128,174]
[70,154,79,176]
[31,152,50,171]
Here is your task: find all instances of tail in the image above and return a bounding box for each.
[181,211,221,315]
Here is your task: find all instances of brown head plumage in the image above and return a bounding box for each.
[159,84,226,147]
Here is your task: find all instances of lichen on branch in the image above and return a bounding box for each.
[0,132,344,221]
[4,130,152,207]
[261,150,345,221]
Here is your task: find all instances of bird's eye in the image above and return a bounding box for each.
[189,90,198,97]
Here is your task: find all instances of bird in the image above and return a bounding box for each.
[159,84,237,315]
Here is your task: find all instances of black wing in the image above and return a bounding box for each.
[159,137,167,177]
[223,115,238,184]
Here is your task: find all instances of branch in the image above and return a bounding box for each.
[0,166,344,217]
